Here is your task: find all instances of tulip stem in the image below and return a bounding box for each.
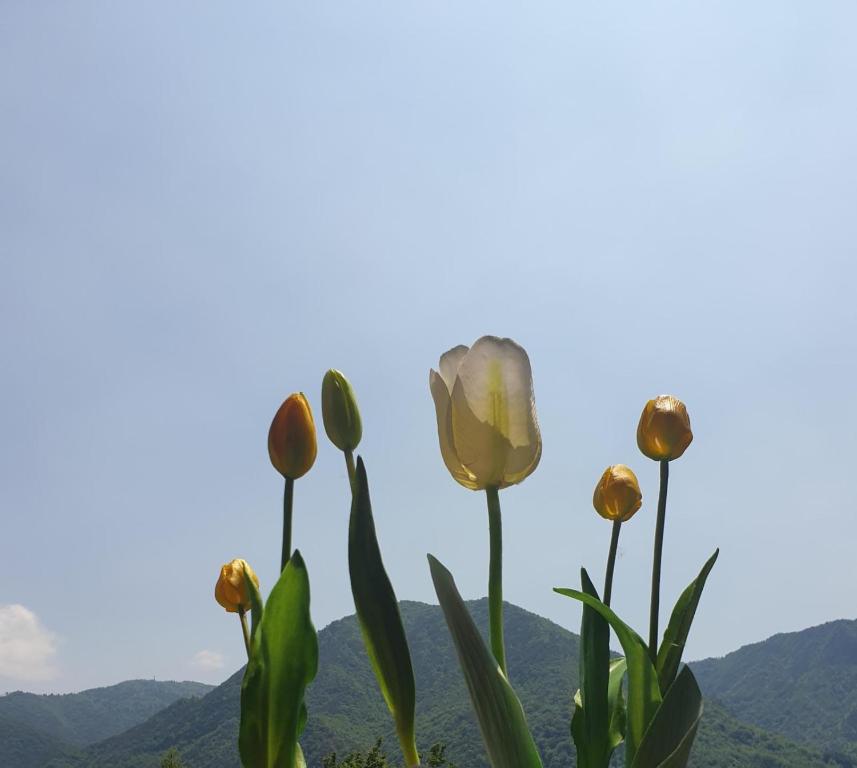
[648,459,670,662]
[485,486,507,676]
[281,477,294,572]
[238,608,251,658]
[344,448,356,490]
[603,520,622,608]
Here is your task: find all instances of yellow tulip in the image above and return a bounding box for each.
[268,393,318,479]
[321,369,362,452]
[429,336,541,490]
[593,464,643,522]
[214,559,259,613]
[636,395,693,461]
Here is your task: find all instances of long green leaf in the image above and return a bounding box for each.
[607,657,627,753]
[429,554,543,768]
[572,570,611,768]
[554,580,661,766]
[349,458,419,767]
[239,551,318,768]
[630,665,703,768]
[571,658,627,768]
[656,549,719,694]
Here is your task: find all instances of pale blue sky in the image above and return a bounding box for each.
[2,1,856,693]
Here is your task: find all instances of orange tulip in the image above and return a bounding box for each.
[268,393,318,479]
[593,464,643,522]
[214,559,259,613]
[636,395,693,461]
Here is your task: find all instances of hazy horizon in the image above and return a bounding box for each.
[3,1,857,694]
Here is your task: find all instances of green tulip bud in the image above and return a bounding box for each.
[321,369,363,452]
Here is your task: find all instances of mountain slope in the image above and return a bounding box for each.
[46,600,850,768]
[0,715,83,768]
[0,679,213,748]
[693,618,857,761]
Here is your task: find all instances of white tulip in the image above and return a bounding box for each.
[429,336,541,490]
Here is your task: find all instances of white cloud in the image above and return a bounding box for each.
[0,604,58,682]
[191,649,225,671]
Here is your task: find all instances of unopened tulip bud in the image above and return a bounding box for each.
[321,369,362,452]
[636,395,693,461]
[593,464,643,522]
[215,559,259,613]
[268,393,318,479]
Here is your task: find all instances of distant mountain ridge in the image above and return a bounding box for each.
[693,618,857,763]
[0,679,212,768]
[34,601,857,768]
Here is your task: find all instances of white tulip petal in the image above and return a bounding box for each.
[438,345,469,392]
[430,369,481,490]
[452,336,540,450]
[450,378,512,488]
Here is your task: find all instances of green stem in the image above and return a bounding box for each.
[281,477,294,572]
[344,448,356,490]
[238,608,251,658]
[648,459,670,662]
[603,520,622,607]
[485,486,507,676]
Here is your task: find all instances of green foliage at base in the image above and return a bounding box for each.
[321,739,456,768]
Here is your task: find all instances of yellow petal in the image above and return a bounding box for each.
[637,395,693,461]
[593,464,643,522]
[430,369,481,490]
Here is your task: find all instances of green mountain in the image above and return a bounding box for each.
[43,600,854,768]
[0,716,82,768]
[0,679,212,768]
[693,619,857,764]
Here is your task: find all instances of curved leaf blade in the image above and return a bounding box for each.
[630,665,703,768]
[429,554,544,768]
[349,458,419,767]
[554,579,661,765]
[239,550,318,768]
[656,549,718,694]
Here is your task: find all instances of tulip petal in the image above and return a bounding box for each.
[438,345,469,392]
[453,336,539,450]
[449,337,541,488]
[430,370,480,490]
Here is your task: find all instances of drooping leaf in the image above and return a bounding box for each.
[239,551,318,768]
[349,458,419,767]
[656,549,718,695]
[630,665,703,768]
[429,554,544,768]
[554,580,661,766]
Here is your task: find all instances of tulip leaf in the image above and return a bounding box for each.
[239,550,318,768]
[349,458,419,767]
[607,657,628,752]
[571,570,613,768]
[243,569,264,643]
[656,549,719,695]
[554,580,661,766]
[630,665,703,768]
[429,554,544,768]
[571,658,627,768]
